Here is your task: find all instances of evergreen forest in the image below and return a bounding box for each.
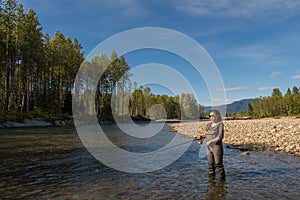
[1,0,300,124]
[0,0,202,122]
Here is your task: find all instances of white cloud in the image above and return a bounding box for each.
[216,86,251,92]
[175,0,300,19]
[211,98,232,102]
[270,71,282,78]
[291,74,300,79]
[258,87,276,91]
[210,98,233,106]
[221,44,288,66]
[234,49,264,60]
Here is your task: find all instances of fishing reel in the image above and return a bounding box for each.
[194,135,205,144]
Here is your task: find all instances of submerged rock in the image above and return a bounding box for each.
[242,152,250,156]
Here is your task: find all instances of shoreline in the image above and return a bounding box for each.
[0,118,63,128]
[168,117,300,157]
[2,117,300,157]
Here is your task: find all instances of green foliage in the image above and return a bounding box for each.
[131,115,151,122]
[0,0,84,115]
[246,103,253,116]
[0,1,211,123]
[292,86,299,95]
[126,89,201,120]
[0,110,27,122]
[271,88,282,97]
[60,119,74,126]
[179,93,199,119]
[224,87,300,119]
[27,109,58,119]
[248,87,300,118]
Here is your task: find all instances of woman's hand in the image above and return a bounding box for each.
[195,135,205,140]
[206,140,211,146]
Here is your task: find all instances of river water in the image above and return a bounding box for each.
[0,124,299,199]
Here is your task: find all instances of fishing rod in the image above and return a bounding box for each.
[91,135,207,174]
[105,137,197,166]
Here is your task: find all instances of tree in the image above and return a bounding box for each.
[166,96,180,119]
[179,93,199,119]
[292,86,299,95]
[0,0,84,117]
[43,30,83,114]
[143,87,152,118]
[285,88,291,97]
[271,88,282,97]
[19,9,44,112]
[130,85,144,117]
[251,87,300,117]
[0,0,19,111]
[246,102,253,116]
[198,104,205,118]
[292,94,300,115]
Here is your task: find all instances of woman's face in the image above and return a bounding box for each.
[209,112,217,122]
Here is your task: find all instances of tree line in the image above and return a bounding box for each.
[74,52,204,121]
[1,0,203,121]
[0,0,84,118]
[246,87,300,118]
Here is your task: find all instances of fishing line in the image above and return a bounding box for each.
[198,139,208,159]
[104,137,195,166]
[89,137,207,173]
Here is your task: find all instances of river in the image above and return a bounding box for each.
[0,124,299,199]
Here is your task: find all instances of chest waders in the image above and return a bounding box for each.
[206,122,225,178]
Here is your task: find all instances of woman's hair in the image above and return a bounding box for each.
[210,109,222,122]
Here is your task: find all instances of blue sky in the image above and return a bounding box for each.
[19,0,300,106]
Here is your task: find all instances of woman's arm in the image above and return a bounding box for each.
[195,122,211,140]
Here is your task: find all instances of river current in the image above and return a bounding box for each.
[0,124,299,199]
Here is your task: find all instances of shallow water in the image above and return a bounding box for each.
[0,125,299,199]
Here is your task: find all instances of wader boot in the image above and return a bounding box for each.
[217,164,226,179]
[207,151,216,177]
[207,144,225,178]
[214,144,225,179]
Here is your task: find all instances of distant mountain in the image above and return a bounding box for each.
[204,99,253,114]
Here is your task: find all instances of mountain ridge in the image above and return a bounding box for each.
[204,99,252,114]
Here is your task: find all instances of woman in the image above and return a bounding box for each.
[196,110,225,178]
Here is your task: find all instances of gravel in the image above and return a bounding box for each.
[168,117,300,156]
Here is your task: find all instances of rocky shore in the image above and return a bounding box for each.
[0,118,63,128]
[168,117,300,156]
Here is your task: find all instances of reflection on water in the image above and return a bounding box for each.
[0,125,299,199]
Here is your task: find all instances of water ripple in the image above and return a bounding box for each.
[0,126,299,199]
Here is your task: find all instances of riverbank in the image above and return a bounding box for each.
[168,117,300,156]
[0,118,64,128]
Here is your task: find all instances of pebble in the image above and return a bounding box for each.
[168,117,300,156]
